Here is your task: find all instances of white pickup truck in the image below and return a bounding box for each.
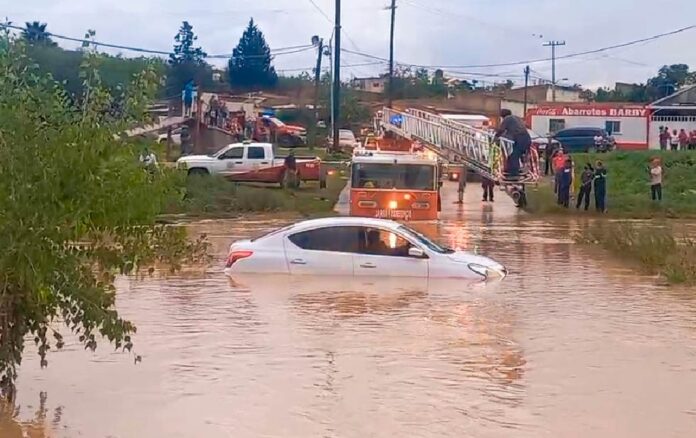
[176,142,322,185]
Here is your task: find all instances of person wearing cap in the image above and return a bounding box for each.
[493,109,532,179]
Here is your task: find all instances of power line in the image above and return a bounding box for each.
[307,0,333,22]
[0,23,315,59]
[341,24,696,69]
[305,0,362,52]
[277,61,383,73]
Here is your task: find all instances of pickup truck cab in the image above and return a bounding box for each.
[176,142,321,185]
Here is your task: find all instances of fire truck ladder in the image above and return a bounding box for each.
[380,107,540,206]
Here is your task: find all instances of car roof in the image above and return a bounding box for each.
[286,217,402,233]
[557,127,605,133]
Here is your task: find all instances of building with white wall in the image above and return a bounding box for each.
[647,85,696,149]
[527,103,649,150]
[351,77,388,94]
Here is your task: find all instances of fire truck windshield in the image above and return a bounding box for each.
[351,163,436,191]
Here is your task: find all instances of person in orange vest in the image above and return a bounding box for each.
[552,148,566,195]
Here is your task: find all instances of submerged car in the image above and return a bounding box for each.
[225,217,507,280]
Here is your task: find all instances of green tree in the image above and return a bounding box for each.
[228,19,278,90]
[647,64,691,99]
[167,21,211,94]
[21,21,56,46]
[0,36,207,396]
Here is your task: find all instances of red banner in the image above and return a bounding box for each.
[528,105,647,118]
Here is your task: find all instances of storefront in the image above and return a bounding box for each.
[527,103,649,150]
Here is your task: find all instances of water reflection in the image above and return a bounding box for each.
[0,393,61,438]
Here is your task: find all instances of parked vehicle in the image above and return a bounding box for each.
[225,217,507,280]
[326,129,361,152]
[528,129,560,153]
[176,142,321,186]
[157,127,182,145]
[553,127,616,153]
[254,116,307,147]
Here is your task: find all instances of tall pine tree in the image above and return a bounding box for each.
[167,21,211,93]
[228,19,277,90]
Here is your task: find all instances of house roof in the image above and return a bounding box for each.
[648,84,696,108]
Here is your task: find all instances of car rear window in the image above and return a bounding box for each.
[251,224,296,242]
[288,226,362,253]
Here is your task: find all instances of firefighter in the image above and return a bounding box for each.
[482,176,495,203]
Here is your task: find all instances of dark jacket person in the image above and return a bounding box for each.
[494,109,532,178]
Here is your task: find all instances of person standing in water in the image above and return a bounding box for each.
[481,176,495,203]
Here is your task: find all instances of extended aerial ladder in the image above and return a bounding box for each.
[379,107,540,207]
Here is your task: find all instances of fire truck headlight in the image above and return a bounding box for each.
[388,200,398,209]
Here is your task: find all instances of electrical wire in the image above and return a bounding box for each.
[0,23,315,59]
[305,0,363,52]
[341,24,696,69]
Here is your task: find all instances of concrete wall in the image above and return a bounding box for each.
[195,124,236,154]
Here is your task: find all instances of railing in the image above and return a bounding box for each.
[381,107,539,183]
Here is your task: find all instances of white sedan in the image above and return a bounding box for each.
[225,217,507,280]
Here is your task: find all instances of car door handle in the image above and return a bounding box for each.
[359,263,377,269]
[260,161,269,164]
[290,259,307,265]
[234,161,243,164]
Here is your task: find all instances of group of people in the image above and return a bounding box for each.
[658,127,696,151]
[551,149,608,212]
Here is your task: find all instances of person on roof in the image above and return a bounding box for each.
[494,109,532,179]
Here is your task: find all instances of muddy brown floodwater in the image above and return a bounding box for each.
[3,182,696,438]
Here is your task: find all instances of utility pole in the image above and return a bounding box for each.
[312,36,324,149]
[388,0,397,108]
[543,40,565,102]
[332,0,342,153]
[523,65,530,116]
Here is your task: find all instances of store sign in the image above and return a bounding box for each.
[530,106,647,118]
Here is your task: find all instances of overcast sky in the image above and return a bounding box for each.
[2,0,695,89]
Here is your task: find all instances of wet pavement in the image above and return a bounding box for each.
[3,181,696,437]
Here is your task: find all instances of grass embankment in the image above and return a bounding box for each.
[525,151,696,218]
[576,222,696,285]
[166,171,348,218]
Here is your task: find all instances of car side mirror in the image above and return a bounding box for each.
[408,247,426,258]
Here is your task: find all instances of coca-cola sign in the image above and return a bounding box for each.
[529,105,647,118]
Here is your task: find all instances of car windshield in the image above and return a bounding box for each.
[339,131,355,139]
[397,225,454,254]
[351,163,436,190]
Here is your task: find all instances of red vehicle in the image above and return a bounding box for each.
[253,116,307,147]
[350,152,439,221]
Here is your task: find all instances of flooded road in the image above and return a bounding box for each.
[4,182,696,437]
